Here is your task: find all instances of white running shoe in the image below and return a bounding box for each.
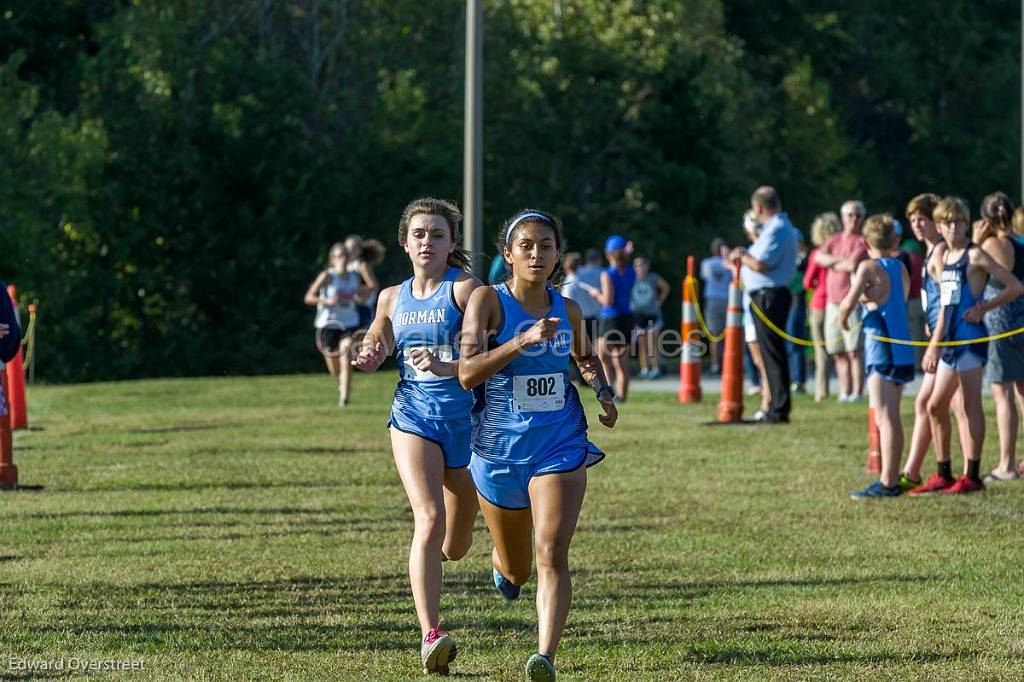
[421,627,456,676]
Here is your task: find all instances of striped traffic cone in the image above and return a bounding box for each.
[717,260,744,422]
[0,371,17,489]
[678,256,702,403]
[865,407,882,474]
[6,286,27,430]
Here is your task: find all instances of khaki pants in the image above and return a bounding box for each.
[808,307,829,400]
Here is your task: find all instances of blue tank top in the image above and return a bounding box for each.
[391,268,474,419]
[939,245,988,362]
[600,265,636,318]
[922,243,942,331]
[473,283,591,464]
[863,258,915,370]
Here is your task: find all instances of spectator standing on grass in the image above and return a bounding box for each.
[631,255,670,379]
[818,200,869,402]
[973,192,1024,482]
[741,210,769,407]
[730,186,798,423]
[700,238,732,374]
[803,212,840,402]
[838,214,915,498]
[918,197,1023,495]
[560,250,602,346]
[786,231,809,394]
[595,235,635,403]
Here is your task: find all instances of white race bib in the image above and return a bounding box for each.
[403,345,453,382]
[512,373,565,413]
[940,279,961,306]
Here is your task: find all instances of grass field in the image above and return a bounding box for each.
[2,372,1023,681]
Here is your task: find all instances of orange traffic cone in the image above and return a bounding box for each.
[717,260,744,422]
[6,286,27,430]
[678,256,702,404]
[0,372,18,489]
[865,407,882,474]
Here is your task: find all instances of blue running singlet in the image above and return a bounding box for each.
[939,245,988,365]
[599,265,635,319]
[473,283,601,465]
[922,243,942,332]
[863,257,915,384]
[391,267,474,420]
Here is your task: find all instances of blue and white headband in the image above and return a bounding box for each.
[504,212,555,245]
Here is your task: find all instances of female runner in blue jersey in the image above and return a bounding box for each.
[352,198,482,676]
[459,209,618,682]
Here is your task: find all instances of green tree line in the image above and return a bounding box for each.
[1,1,1019,381]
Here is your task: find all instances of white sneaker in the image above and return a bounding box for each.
[837,394,850,403]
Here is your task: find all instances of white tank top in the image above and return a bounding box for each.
[314,269,360,329]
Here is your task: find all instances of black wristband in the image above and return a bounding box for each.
[595,384,615,401]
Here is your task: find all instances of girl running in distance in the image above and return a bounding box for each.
[351,198,482,675]
[304,243,370,406]
[921,197,1023,495]
[459,209,617,682]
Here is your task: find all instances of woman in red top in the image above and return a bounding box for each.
[803,213,841,402]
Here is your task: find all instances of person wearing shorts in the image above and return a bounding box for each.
[630,255,669,379]
[818,200,869,402]
[700,238,732,373]
[304,243,367,406]
[351,198,482,675]
[459,209,617,681]
[838,214,915,498]
[595,235,635,402]
[920,197,1024,495]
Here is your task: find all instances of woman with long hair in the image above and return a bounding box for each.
[351,198,482,675]
[303,243,369,406]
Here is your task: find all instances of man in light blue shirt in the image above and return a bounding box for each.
[729,186,798,422]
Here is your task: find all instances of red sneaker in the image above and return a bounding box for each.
[940,476,985,495]
[907,473,956,496]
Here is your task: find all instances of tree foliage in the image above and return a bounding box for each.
[0,0,1018,381]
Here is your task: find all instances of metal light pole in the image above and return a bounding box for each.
[464,0,483,276]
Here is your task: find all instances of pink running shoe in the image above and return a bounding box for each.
[421,627,456,676]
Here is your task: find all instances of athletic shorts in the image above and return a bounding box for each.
[388,408,472,469]
[825,303,863,354]
[704,298,727,337]
[316,325,357,353]
[939,350,986,373]
[598,314,634,345]
[867,363,915,385]
[470,446,605,510]
[633,312,663,332]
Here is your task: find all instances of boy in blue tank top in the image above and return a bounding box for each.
[459,209,617,682]
[838,214,914,498]
[352,198,482,676]
[920,197,1024,495]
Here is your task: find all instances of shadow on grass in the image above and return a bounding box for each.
[46,479,345,494]
[17,504,359,520]
[23,573,528,653]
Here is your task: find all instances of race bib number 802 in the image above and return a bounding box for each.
[513,373,565,412]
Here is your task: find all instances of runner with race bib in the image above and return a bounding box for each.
[459,208,617,682]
